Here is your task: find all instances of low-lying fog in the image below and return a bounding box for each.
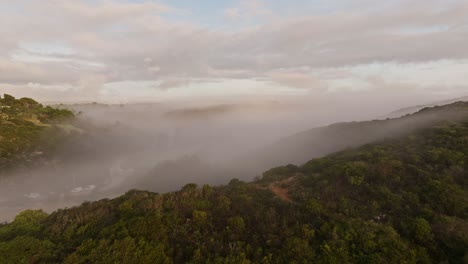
[0,94,464,222]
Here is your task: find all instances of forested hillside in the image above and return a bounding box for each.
[0,102,466,263]
[0,94,74,173]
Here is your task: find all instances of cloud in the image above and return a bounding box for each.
[266,70,327,90]
[223,0,273,21]
[0,0,467,101]
[158,78,189,90]
[147,66,161,74]
[224,8,241,20]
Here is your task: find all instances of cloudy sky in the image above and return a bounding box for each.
[0,0,467,103]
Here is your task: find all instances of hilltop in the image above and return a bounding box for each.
[0,94,75,173]
[0,102,466,263]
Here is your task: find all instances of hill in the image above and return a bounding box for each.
[385,95,468,119]
[0,94,75,173]
[238,101,468,173]
[0,102,466,263]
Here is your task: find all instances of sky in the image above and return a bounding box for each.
[0,0,467,104]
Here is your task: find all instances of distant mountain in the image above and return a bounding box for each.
[0,102,466,263]
[237,101,468,174]
[385,95,468,119]
[162,101,287,120]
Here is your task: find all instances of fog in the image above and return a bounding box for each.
[0,94,467,222]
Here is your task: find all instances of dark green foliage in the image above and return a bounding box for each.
[0,210,57,264]
[0,236,57,264]
[0,101,467,263]
[0,210,48,240]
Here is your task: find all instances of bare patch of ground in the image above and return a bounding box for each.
[258,176,297,202]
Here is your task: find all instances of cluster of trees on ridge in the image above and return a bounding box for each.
[0,101,466,263]
[0,94,74,172]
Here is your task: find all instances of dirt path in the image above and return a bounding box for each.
[270,185,292,202]
[262,176,297,202]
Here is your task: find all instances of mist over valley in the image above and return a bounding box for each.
[1,0,467,262]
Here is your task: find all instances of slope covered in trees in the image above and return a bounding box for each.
[0,102,466,263]
[0,94,74,173]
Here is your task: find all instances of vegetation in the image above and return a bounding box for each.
[0,101,467,263]
[0,94,74,172]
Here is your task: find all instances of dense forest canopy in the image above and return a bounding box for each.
[0,101,466,263]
